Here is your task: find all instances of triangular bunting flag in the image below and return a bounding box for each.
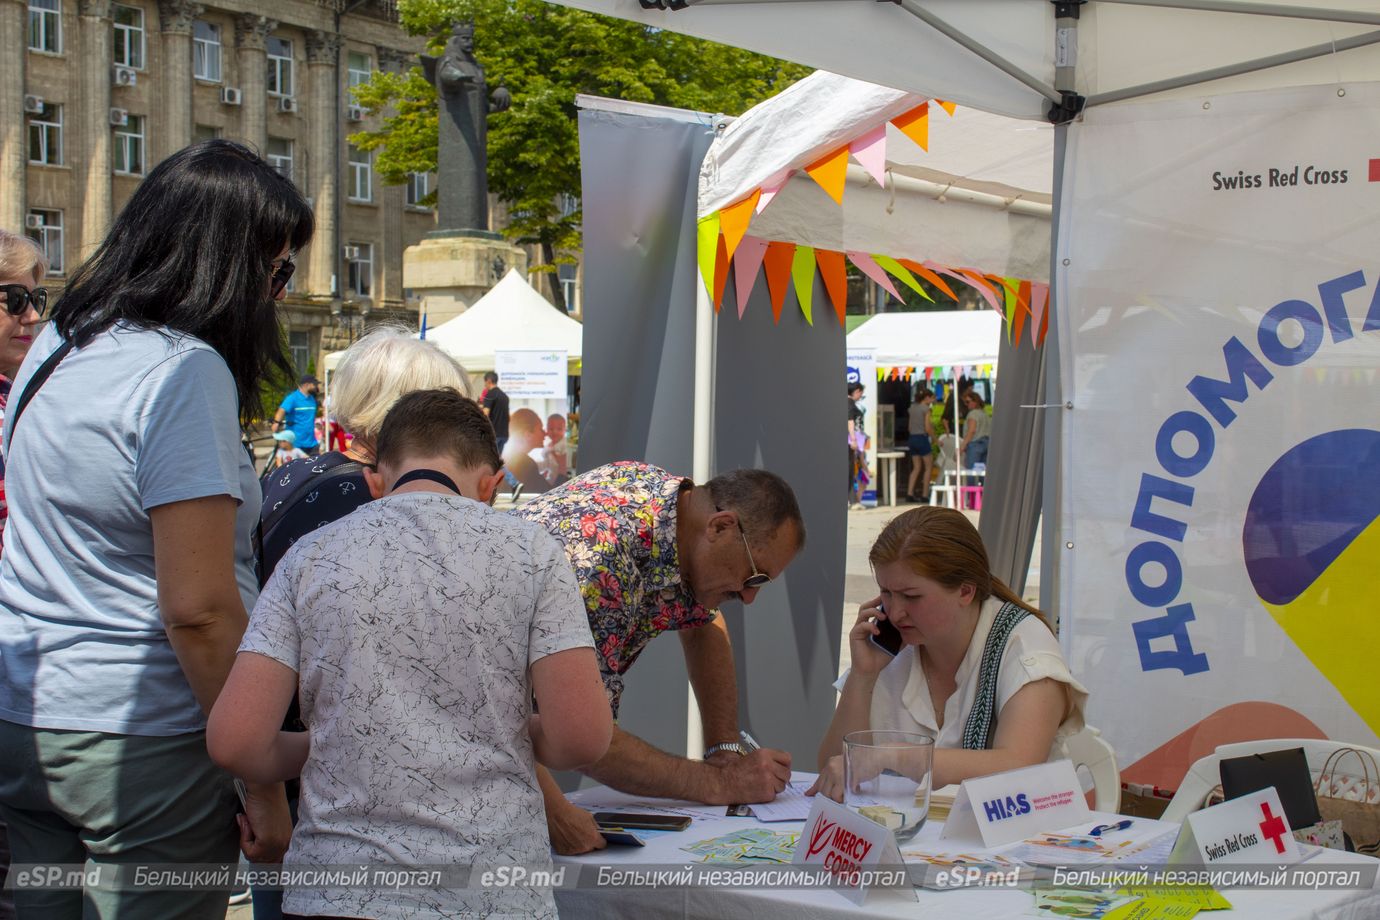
[849,125,888,187]
[763,241,796,324]
[816,249,848,327]
[936,99,956,116]
[713,233,730,314]
[899,259,958,301]
[719,190,761,263]
[891,102,930,151]
[847,251,903,301]
[953,268,1002,312]
[791,245,816,325]
[874,255,933,302]
[757,169,793,214]
[924,366,933,381]
[1011,281,1029,345]
[696,214,721,299]
[805,146,849,205]
[733,236,770,320]
[1002,279,1018,341]
[1029,282,1049,346]
[1038,286,1051,345]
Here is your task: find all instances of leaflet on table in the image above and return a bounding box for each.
[1024,888,1139,918]
[564,788,729,821]
[747,783,817,822]
[681,828,800,863]
[1000,821,1180,867]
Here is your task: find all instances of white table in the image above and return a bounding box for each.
[875,450,907,506]
[554,777,1380,920]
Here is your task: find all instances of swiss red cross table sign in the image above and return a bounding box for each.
[1169,786,1303,865]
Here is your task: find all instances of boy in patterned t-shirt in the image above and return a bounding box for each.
[208,388,610,919]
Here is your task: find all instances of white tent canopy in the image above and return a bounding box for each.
[846,310,1000,370]
[700,70,1053,281]
[323,269,583,374]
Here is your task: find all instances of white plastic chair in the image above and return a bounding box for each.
[1161,738,1380,824]
[1053,724,1121,813]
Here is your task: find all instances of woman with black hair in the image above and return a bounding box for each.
[0,139,312,918]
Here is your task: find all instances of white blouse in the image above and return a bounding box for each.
[842,597,1088,752]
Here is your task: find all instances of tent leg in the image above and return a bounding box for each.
[686,271,715,758]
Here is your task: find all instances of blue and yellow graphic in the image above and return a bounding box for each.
[1243,428,1380,733]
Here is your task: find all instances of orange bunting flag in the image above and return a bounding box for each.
[762,241,796,324]
[805,145,850,205]
[899,259,958,301]
[815,249,849,327]
[719,189,761,263]
[891,103,930,152]
[712,234,730,313]
[935,99,956,116]
[954,268,1001,312]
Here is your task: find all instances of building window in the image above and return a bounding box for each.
[28,0,60,53]
[25,210,63,275]
[347,146,371,202]
[405,171,431,208]
[346,242,372,298]
[347,51,372,89]
[114,114,145,176]
[557,193,580,219]
[289,330,310,374]
[558,263,579,314]
[113,4,144,69]
[266,37,293,97]
[193,123,219,142]
[193,21,221,82]
[266,137,293,181]
[28,103,62,166]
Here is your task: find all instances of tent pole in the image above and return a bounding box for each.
[895,0,1063,105]
[1096,0,1380,28]
[687,268,714,759]
[1086,28,1380,106]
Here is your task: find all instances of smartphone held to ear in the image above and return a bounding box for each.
[867,604,903,657]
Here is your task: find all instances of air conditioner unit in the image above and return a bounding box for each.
[342,245,362,261]
[112,65,137,87]
[277,97,298,115]
[109,107,129,127]
[220,87,242,106]
[346,105,365,123]
[24,214,44,230]
[23,95,44,114]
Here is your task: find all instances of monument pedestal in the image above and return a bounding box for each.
[403,229,528,326]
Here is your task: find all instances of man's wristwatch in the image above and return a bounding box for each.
[704,742,748,759]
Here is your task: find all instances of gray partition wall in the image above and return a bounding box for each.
[714,280,847,768]
[578,100,846,769]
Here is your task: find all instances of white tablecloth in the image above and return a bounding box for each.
[553,775,1380,920]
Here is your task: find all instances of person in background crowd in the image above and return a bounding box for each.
[0,139,312,918]
[906,387,936,504]
[504,407,551,496]
[269,430,307,470]
[847,381,868,509]
[961,390,992,468]
[519,462,805,854]
[252,327,470,920]
[273,374,320,456]
[0,230,48,920]
[808,506,1086,799]
[210,389,610,920]
[481,370,523,499]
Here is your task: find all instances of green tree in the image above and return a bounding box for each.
[351,0,809,310]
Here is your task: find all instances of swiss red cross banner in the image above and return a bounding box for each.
[1057,82,1380,789]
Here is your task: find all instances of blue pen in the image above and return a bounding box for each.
[1088,819,1133,837]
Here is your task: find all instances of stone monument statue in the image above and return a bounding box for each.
[404,20,526,325]
[421,22,511,235]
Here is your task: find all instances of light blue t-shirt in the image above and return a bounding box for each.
[0,322,260,735]
[279,388,318,449]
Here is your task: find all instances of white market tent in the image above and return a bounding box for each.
[322,268,583,375]
[846,310,1001,369]
[700,69,1053,283]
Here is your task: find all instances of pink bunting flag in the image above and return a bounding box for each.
[756,169,794,214]
[849,125,888,187]
[1029,282,1049,347]
[846,251,903,301]
[732,236,770,320]
[922,261,1002,313]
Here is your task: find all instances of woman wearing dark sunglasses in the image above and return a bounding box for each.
[0,230,48,547]
[0,140,313,919]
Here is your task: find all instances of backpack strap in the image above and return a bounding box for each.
[960,601,1030,751]
[9,340,74,437]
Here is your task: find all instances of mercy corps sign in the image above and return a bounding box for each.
[792,796,906,905]
[1059,82,1380,789]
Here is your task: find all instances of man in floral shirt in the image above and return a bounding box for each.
[518,461,806,853]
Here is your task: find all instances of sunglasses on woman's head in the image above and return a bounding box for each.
[0,285,47,318]
[269,258,296,298]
